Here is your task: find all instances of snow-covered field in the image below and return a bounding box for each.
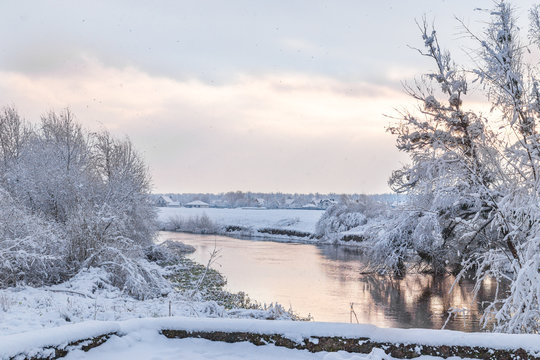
[158,207,324,235]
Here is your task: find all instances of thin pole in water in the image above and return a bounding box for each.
[350,302,359,324]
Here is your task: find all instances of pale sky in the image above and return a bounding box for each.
[0,1,536,194]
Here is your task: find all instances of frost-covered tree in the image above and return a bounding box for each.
[315,195,380,241]
[0,107,29,174]
[12,110,91,223]
[0,107,161,299]
[0,189,68,287]
[377,1,540,332]
[383,17,500,275]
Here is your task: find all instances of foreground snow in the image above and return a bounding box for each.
[2,317,540,360]
[65,333,388,360]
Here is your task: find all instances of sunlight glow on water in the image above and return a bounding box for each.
[160,232,497,331]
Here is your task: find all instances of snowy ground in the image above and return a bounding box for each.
[158,207,324,237]
[0,268,290,336]
[3,317,540,360]
[64,334,387,360]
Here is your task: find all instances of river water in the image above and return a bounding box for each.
[160,231,498,331]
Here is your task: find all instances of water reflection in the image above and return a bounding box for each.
[315,245,496,331]
[160,232,498,331]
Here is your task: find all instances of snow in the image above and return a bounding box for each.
[0,268,292,337]
[158,207,324,234]
[64,333,389,360]
[0,321,120,359]
[2,316,540,360]
[185,200,210,207]
[133,317,540,351]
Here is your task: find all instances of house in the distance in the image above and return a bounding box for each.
[156,195,180,207]
[184,200,210,208]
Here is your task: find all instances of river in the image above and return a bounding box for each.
[160,231,498,331]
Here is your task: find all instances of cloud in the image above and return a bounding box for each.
[279,38,323,54]
[0,57,411,193]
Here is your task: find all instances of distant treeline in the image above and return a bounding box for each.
[152,192,404,209]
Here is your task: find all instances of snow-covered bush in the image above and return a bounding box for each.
[0,190,68,287]
[0,107,162,297]
[145,241,195,264]
[83,246,170,300]
[315,196,379,241]
[164,213,219,234]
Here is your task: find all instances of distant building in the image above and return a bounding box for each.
[184,200,210,208]
[156,195,180,207]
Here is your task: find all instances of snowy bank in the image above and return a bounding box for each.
[3,317,540,359]
[0,267,297,337]
[158,207,324,241]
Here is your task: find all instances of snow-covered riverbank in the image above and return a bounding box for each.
[0,267,296,337]
[158,207,325,241]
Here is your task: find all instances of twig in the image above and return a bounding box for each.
[45,289,95,299]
